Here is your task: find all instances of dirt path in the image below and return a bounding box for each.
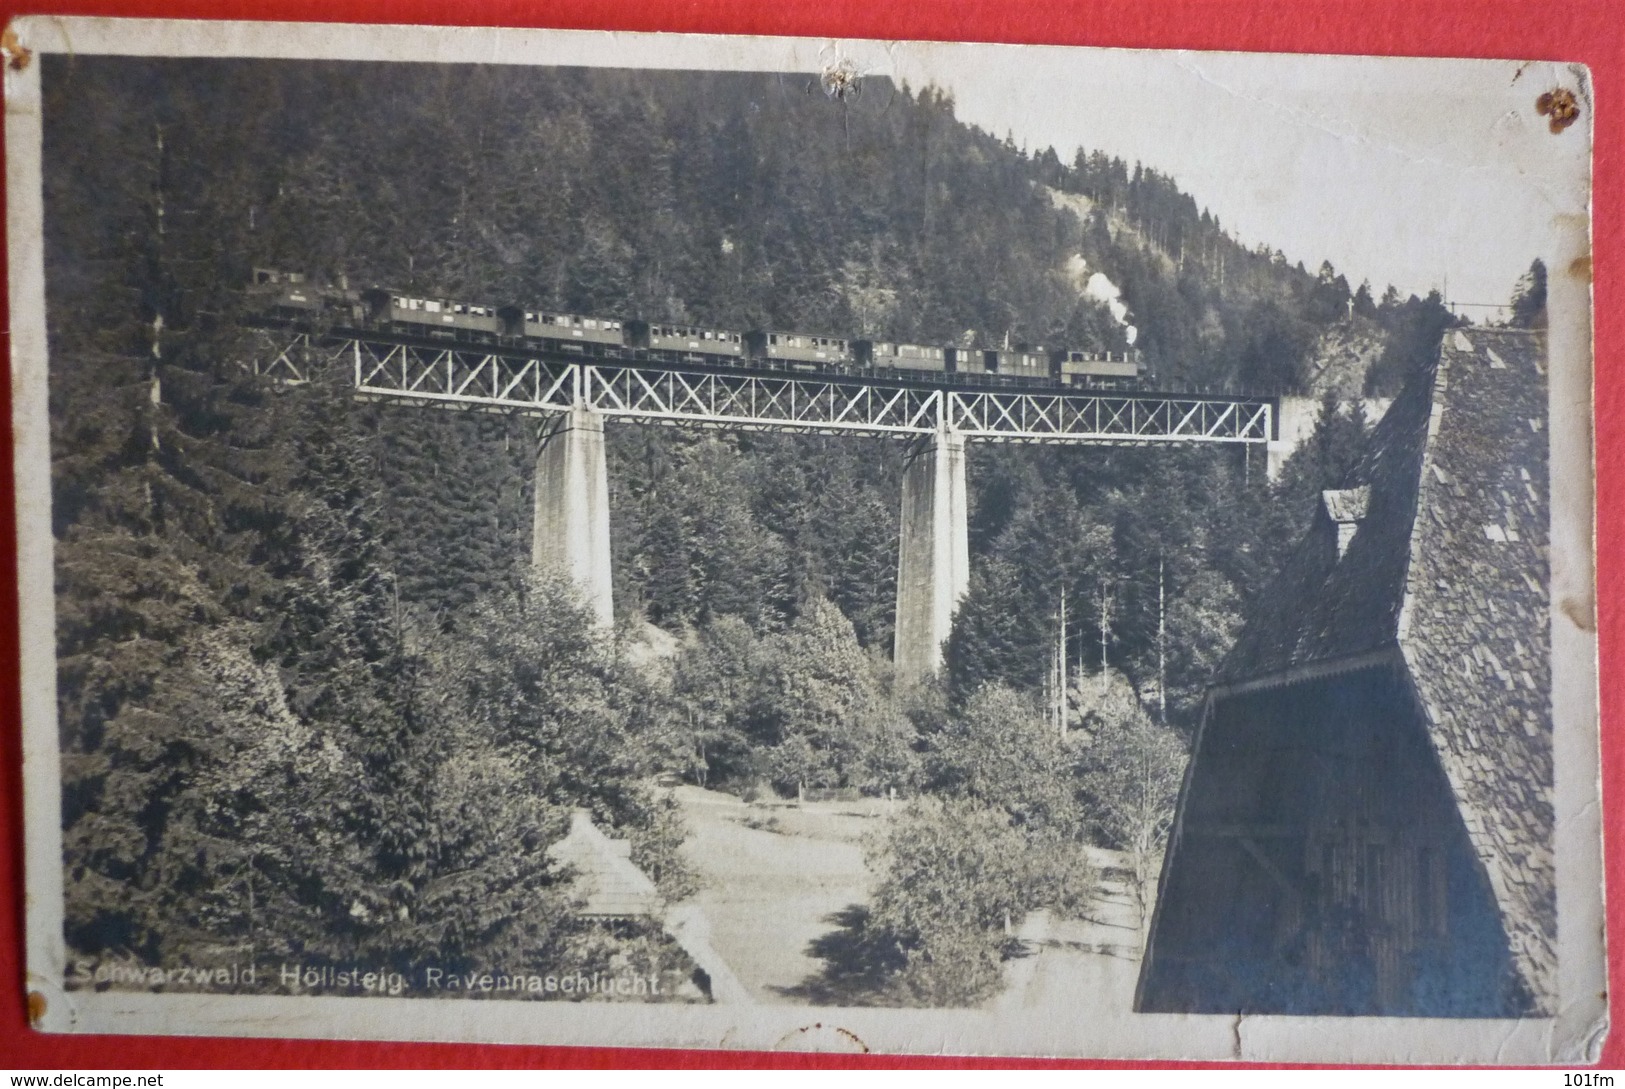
[672,785,886,1005]
[672,785,1151,1013]
[997,851,1152,1014]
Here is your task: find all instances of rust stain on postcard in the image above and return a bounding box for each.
[1536,88,1579,133]
[1561,595,1596,634]
[774,1022,870,1053]
[2,25,30,71]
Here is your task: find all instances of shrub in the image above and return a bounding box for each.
[624,789,701,902]
[861,796,1097,1006]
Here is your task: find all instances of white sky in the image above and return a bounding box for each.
[888,45,1591,310]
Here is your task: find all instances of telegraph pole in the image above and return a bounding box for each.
[1097,578,1114,695]
[1057,585,1068,738]
[1157,555,1168,724]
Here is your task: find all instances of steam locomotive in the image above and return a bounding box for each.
[247,268,1144,390]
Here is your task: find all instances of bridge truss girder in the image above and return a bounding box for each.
[249,331,1274,445]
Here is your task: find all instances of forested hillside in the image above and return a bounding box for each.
[42,54,1475,998]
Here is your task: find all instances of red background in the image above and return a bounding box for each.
[0,0,1617,1070]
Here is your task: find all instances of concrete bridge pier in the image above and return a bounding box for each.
[533,400,614,627]
[893,422,970,683]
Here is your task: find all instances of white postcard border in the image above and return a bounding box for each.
[7,15,1604,1063]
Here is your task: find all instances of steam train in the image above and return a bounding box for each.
[247,268,1145,390]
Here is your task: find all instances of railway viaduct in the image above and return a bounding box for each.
[252,330,1276,681]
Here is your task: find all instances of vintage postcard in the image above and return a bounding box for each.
[8,17,1603,1062]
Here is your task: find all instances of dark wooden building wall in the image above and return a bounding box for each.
[1135,664,1526,1016]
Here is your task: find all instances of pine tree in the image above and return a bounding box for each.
[944,558,1031,703]
[758,596,880,795]
[1510,258,1548,329]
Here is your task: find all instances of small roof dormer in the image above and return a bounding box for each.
[1322,485,1370,560]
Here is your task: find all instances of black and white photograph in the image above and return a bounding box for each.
[9,20,1603,1062]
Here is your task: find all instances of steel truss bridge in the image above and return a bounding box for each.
[249,329,1276,445]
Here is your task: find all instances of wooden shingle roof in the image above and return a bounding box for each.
[1215,326,1554,1008]
[546,809,662,919]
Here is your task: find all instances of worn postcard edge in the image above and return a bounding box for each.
[5,14,1605,1063]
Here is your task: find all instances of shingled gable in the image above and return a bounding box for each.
[1395,327,1554,1006]
[1136,326,1553,1016]
[547,809,663,919]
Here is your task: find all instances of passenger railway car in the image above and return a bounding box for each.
[496,307,626,354]
[362,288,504,344]
[983,348,1050,384]
[854,341,950,374]
[1053,349,1141,389]
[746,330,853,369]
[633,321,745,362]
